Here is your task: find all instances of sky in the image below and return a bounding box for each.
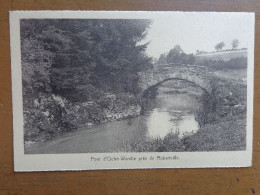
[141,12,253,59]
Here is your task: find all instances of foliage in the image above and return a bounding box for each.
[157,53,167,64]
[21,19,152,101]
[23,94,76,142]
[182,114,246,151]
[120,132,185,152]
[120,114,246,152]
[156,45,195,66]
[195,75,247,127]
[21,19,152,143]
[21,21,54,106]
[166,45,195,64]
[215,41,225,51]
[232,39,239,49]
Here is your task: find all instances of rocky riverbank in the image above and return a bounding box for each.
[24,92,142,145]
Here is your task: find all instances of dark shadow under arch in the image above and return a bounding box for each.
[141,78,210,99]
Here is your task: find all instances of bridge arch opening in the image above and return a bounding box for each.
[141,77,210,99]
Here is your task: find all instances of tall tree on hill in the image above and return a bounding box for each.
[231,39,239,50]
[215,42,225,51]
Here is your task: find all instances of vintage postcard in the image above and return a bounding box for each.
[10,11,254,171]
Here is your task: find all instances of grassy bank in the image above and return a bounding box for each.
[182,114,246,151]
[119,114,246,152]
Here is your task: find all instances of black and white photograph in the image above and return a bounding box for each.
[10,11,254,171]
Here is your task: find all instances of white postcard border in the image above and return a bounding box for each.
[10,11,255,171]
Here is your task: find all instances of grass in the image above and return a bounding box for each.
[182,114,246,151]
[213,68,247,83]
[195,50,247,62]
[119,132,185,152]
[119,114,246,152]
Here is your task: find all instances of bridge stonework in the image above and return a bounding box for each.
[139,63,212,96]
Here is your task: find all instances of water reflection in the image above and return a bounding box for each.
[144,81,201,139]
[145,108,199,138]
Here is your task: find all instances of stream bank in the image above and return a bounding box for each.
[24,92,142,146]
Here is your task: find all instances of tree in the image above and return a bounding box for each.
[215,42,225,51]
[157,53,167,64]
[20,20,54,105]
[21,19,152,102]
[181,53,195,65]
[232,39,239,50]
[165,45,194,65]
[166,45,183,64]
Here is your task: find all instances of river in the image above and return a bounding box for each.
[25,81,203,154]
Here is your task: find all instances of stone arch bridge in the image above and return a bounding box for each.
[138,63,212,97]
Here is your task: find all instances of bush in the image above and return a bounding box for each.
[23,93,78,142]
[195,75,247,127]
[119,132,185,152]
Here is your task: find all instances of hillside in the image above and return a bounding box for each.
[195,49,247,62]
